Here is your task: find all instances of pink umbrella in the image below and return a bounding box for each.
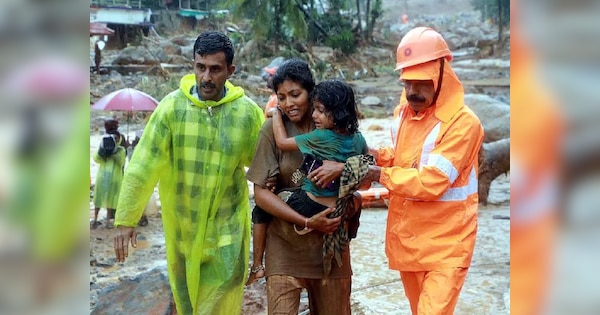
[92,88,159,111]
[92,88,159,140]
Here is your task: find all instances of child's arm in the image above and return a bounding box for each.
[272,108,299,151]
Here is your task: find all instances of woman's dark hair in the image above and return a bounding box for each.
[311,80,360,134]
[193,31,234,66]
[271,59,315,95]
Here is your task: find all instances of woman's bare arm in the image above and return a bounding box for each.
[272,109,299,151]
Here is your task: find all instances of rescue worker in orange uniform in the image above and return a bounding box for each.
[509,2,561,313]
[360,27,485,314]
[262,65,279,118]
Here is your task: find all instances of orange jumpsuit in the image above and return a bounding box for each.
[377,60,484,314]
[263,93,278,118]
[510,25,561,315]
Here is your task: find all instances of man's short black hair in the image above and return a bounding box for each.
[193,31,234,66]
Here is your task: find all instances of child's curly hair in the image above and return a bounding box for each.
[310,80,360,134]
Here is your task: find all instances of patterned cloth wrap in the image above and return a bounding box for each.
[323,154,375,276]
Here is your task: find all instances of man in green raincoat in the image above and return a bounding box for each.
[113,31,264,314]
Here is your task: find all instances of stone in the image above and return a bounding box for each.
[112,46,160,66]
[464,94,509,143]
[361,96,383,107]
[91,267,173,315]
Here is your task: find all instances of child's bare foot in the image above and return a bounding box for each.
[245,265,264,286]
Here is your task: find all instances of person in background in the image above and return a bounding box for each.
[103,119,129,150]
[94,39,105,74]
[263,66,278,118]
[91,132,126,229]
[360,27,484,314]
[112,31,264,315]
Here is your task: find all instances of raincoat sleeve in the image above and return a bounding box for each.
[241,102,265,167]
[115,99,172,227]
[376,147,395,167]
[380,118,483,200]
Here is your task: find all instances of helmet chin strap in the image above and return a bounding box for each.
[431,58,445,106]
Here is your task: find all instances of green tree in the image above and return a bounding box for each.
[227,0,307,54]
[472,0,509,46]
[353,0,382,43]
[472,0,509,26]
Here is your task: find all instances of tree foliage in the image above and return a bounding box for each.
[224,0,384,55]
[471,0,509,26]
[227,0,307,53]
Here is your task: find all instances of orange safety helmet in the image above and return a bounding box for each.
[394,27,453,71]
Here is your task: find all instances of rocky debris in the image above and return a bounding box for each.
[464,94,510,143]
[311,46,335,62]
[168,54,191,64]
[112,46,160,66]
[367,125,384,131]
[453,59,510,69]
[361,95,383,107]
[91,266,174,315]
[386,12,507,59]
[170,35,195,47]
[478,138,510,205]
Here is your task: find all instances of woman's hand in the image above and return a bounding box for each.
[307,208,341,234]
[265,175,277,193]
[308,160,344,189]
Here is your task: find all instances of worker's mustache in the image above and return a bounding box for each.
[407,94,426,103]
[200,82,216,89]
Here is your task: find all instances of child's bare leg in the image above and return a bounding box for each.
[246,222,267,285]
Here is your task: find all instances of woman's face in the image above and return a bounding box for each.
[276,80,311,123]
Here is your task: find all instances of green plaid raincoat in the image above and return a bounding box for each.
[115,74,264,314]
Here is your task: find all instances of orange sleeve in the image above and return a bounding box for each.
[380,117,484,200]
[376,147,395,167]
[263,94,278,118]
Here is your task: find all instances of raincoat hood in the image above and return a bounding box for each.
[180,73,245,108]
[399,59,464,123]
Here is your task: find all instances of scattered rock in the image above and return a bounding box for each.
[113,46,160,66]
[361,96,383,107]
[168,54,191,65]
[464,94,509,143]
[478,138,510,205]
[311,46,335,61]
[367,124,384,131]
[91,267,173,315]
[171,35,195,47]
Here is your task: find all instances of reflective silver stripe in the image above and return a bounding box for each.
[438,167,478,201]
[391,111,403,146]
[419,122,441,170]
[428,154,460,184]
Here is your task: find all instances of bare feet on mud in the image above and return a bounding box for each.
[245,265,265,286]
